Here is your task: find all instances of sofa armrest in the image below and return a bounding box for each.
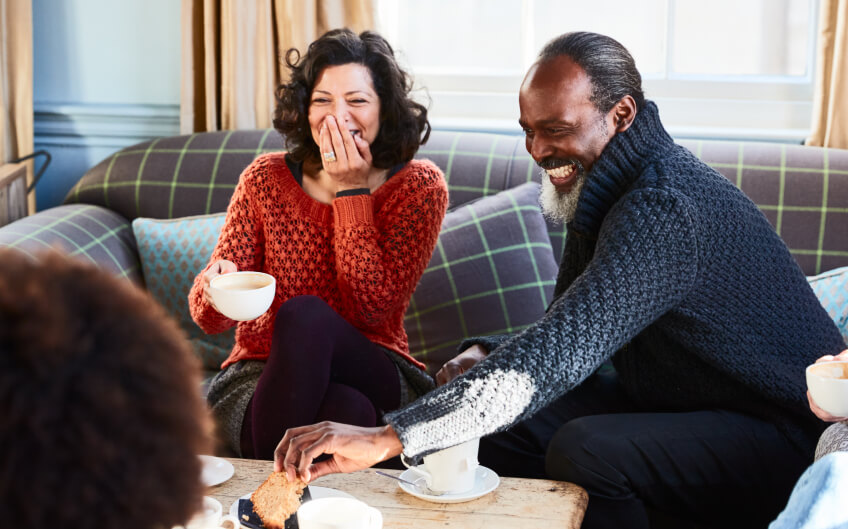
[0,204,143,284]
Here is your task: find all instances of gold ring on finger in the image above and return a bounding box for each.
[323,151,337,162]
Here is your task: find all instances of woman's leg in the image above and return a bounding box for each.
[242,295,401,459]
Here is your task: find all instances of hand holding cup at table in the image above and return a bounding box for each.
[319,115,374,193]
[202,259,276,321]
[806,349,848,422]
[402,438,480,495]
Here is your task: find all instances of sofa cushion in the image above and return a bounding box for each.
[808,266,848,346]
[0,204,142,284]
[405,181,558,375]
[132,213,235,370]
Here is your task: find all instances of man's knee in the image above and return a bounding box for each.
[545,417,631,495]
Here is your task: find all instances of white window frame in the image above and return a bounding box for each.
[376,0,820,142]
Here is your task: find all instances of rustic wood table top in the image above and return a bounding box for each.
[208,457,587,529]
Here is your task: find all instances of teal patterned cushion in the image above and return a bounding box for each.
[132,213,234,370]
[808,266,848,347]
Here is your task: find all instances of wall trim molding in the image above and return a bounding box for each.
[34,102,180,148]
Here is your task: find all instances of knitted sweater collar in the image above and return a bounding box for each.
[570,101,675,235]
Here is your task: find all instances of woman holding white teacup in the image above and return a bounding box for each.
[189,29,447,460]
[807,349,848,459]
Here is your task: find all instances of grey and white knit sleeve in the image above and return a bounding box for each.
[385,188,701,460]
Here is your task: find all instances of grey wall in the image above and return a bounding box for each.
[33,0,181,210]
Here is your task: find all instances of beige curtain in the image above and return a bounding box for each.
[181,0,374,133]
[0,0,34,213]
[807,0,848,148]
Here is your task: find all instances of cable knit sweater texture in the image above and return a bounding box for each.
[189,153,448,370]
[386,102,846,460]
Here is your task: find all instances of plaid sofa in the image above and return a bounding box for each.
[1,129,846,375]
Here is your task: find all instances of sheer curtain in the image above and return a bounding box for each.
[181,0,374,133]
[0,0,34,212]
[807,0,847,148]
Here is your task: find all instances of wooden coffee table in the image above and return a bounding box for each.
[209,458,587,528]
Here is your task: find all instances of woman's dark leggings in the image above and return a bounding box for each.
[240,296,401,459]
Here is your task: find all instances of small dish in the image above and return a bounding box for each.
[200,455,235,487]
[228,487,355,528]
[397,465,499,504]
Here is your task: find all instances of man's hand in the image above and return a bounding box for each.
[435,344,488,386]
[274,422,403,483]
[808,349,848,422]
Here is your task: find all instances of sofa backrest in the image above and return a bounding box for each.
[66,129,848,276]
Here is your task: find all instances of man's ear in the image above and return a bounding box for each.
[612,95,638,133]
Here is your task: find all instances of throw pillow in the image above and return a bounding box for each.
[808,266,848,347]
[406,182,558,375]
[132,213,234,371]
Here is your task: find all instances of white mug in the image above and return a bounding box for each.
[405,438,479,494]
[208,271,276,321]
[177,496,240,529]
[297,497,382,529]
[807,361,848,417]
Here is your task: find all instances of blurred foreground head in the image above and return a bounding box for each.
[0,250,213,529]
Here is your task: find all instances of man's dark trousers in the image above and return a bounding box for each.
[479,369,810,529]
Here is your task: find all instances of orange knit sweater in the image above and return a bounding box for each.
[189,153,448,370]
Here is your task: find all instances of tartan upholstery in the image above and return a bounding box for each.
[0,204,141,283]
[1,128,846,372]
[64,130,848,276]
[405,182,558,373]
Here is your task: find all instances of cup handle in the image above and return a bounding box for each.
[368,506,383,529]
[219,514,241,529]
[406,465,433,487]
[464,456,479,472]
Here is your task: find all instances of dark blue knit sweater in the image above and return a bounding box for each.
[386,102,845,459]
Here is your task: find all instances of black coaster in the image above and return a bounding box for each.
[237,487,312,529]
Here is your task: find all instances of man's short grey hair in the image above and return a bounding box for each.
[539,32,645,113]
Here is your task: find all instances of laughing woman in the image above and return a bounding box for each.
[189,29,448,459]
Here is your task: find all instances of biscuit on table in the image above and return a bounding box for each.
[249,472,308,529]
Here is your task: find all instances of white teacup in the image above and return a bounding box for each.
[209,271,276,321]
[807,361,848,417]
[297,497,382,529]
[177,496,240,529]
[405,438,479,494]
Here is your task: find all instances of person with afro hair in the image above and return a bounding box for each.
[0,249,214,529]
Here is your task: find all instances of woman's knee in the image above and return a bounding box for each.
[273,295,335,335]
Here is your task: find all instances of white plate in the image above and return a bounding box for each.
[228,486,355,527]
[397,466,499,503]
[200,455,235,487]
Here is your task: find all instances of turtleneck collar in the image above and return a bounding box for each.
[569,101,675,236]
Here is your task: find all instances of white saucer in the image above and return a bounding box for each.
[398,466,499,503]
[228,486,355,527]
[200,455,235,487]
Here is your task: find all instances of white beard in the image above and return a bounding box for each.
[538,170,586,223]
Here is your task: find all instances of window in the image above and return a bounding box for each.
[376,0,819,142]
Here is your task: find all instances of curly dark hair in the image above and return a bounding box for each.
[0,250,213,529]
[274,28,430,169]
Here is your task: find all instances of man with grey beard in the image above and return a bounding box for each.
[273,32,845,529]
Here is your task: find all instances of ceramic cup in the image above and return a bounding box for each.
[209,271,276,321]
[296,497,382,529]
[176,496,240,529]
[806,360,848,417]
[405,438,479,494]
